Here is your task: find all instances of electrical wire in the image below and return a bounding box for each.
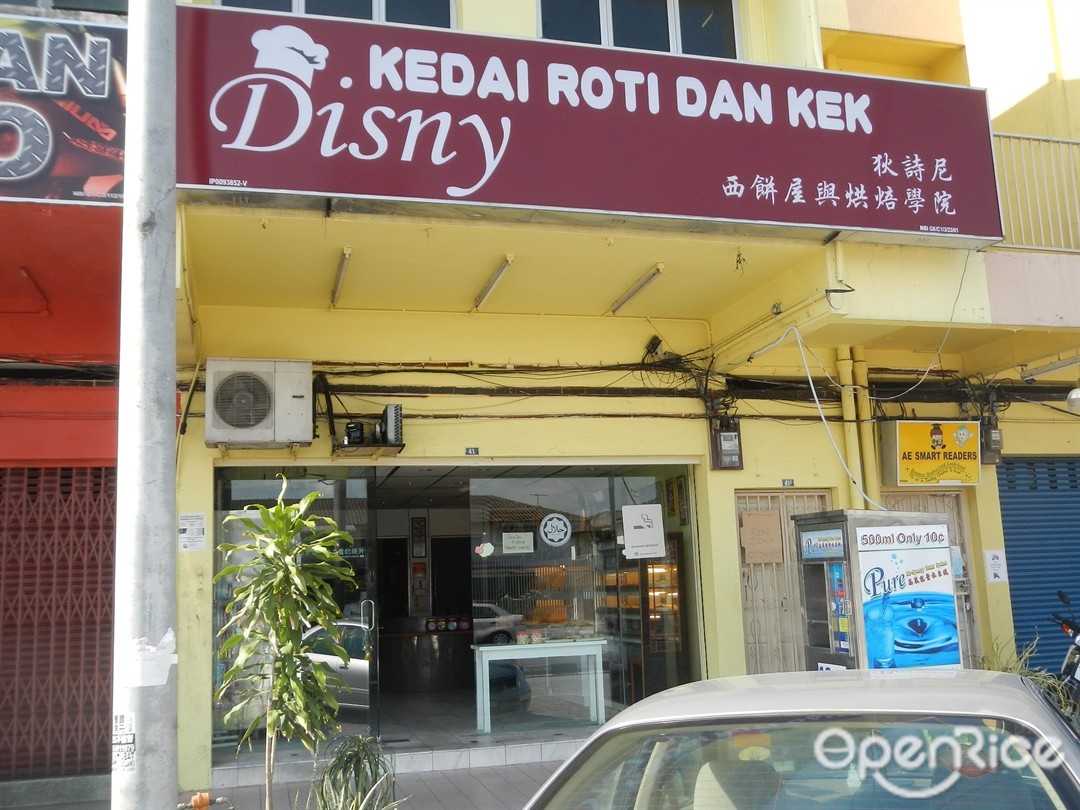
[769,325,887,510]
[743,250,974,405]
[1009,392,1080,418]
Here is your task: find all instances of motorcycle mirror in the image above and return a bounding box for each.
[1057,590,1071,606]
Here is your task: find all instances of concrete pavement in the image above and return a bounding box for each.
[3,761,562,810]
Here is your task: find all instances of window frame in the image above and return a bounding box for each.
[215,0,457,28]
[540,0,740,59]
[7,0,128,11]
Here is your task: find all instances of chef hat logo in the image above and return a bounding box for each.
[251,25,328,87]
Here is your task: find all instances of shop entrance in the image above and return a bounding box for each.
[213,464,697,750]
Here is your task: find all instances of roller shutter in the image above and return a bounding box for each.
[997,457,1080,672]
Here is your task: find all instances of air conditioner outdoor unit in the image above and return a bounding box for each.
[204,358,313,448]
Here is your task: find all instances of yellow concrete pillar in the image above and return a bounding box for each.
[852,345,882,506]
[836,346,865,509]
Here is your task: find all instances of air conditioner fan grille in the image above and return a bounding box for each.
[214,372,272,428]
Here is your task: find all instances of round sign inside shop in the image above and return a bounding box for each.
[539,513,572,547]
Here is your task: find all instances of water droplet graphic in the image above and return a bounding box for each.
[890,593,960,666]
[908,617,930,636]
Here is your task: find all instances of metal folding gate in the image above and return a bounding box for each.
[997,456,1080,672]
[0,467,116,779]
[737,490,832,674]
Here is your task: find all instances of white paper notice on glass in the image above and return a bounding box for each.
[622,504,665,559]
[984,549,1009,583]
[178,512,207,552]
[502,531,535,554]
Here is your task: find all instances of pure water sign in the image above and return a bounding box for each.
[855,524,961,670]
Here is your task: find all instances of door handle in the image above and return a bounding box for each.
[360,599,375,631]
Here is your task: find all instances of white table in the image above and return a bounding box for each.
[472,638,608,734]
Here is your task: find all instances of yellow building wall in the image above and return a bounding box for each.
[817,0,968,84]
[177,279,1078,790]
[832,244,993,328]
[961,0,1079,126]
[738,0,824,68]
[457,0,536,38]
[174,287,865,788]
[696,402,859,675]
[195,307,709,368]
[991,79,1080,140]
[178,303,716,787]
[176,441,223,790]
[817,0,965,43]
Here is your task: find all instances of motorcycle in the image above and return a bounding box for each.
[1050,589,1080,708]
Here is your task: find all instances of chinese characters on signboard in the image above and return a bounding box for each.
[2,9,1002,243]
[174,6,1002,244]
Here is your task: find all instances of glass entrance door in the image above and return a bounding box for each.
[337,476,379,738]
[213,463,697,746]
[211,472,379,744]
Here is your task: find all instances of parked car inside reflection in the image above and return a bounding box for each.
[472,602,524,645]
[305,619,531,717]
[304,620,371,714]
[489,661,531,713]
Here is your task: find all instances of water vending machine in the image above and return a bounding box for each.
[792,510,964,672]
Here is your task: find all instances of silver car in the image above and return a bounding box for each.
[304,620,530,716]
[472,602,524,645]
[304,620,372,714]
[524,669,1080,809]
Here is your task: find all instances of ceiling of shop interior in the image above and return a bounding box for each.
[367,463,641,510]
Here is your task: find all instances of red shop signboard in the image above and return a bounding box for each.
[176,6,1002,245]
[0,16,127,204]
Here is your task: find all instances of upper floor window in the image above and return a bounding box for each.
[219,0,454,28]
[3,0,128,11]
[541,0,736,59]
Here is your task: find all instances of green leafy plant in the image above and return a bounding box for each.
[978,636,1080,724]
[214,475,356,810]
[312,735,408,810]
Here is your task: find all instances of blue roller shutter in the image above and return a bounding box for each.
[997,456,1080,672]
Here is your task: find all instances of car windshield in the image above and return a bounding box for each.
[534,714,1080,809]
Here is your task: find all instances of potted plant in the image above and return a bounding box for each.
[312,735,408,810]
[215,475,357,810]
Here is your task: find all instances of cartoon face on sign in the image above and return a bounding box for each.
[539,514,572,547]
[952,425,972,446]
[929,424,945,449]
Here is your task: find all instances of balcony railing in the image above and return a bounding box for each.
[993,133,1080,253]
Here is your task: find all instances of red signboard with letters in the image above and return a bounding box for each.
[0,16,127,204]
[171,7,1001,243]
